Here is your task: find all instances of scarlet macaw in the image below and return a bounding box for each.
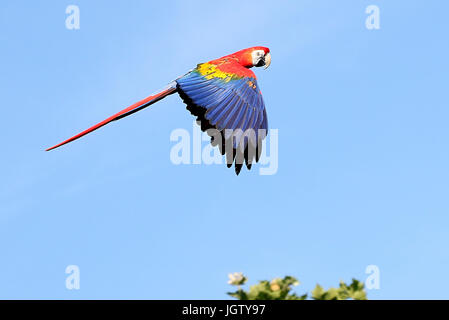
[47,46,271,174]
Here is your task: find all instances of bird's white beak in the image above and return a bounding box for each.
[264,52,271,69]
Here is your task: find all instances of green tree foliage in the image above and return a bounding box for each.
[227,273,367,300]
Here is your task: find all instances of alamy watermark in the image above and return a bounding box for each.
[365,264,380,290]
[65,265,80,290]
[170,121,278,175]
[365,5,380,30]
[65,5,80,30]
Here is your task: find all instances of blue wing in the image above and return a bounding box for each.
[176,69,268,174]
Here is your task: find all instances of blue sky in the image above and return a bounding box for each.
[1,0,448,299]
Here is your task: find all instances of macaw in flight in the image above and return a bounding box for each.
[47,46,271,175]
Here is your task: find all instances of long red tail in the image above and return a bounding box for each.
[46,84,177,151]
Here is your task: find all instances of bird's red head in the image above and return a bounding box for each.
[224,46,271,69]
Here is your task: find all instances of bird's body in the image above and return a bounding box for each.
[47,46,271,174]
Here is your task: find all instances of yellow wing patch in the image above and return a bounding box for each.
[196,63,239,82]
